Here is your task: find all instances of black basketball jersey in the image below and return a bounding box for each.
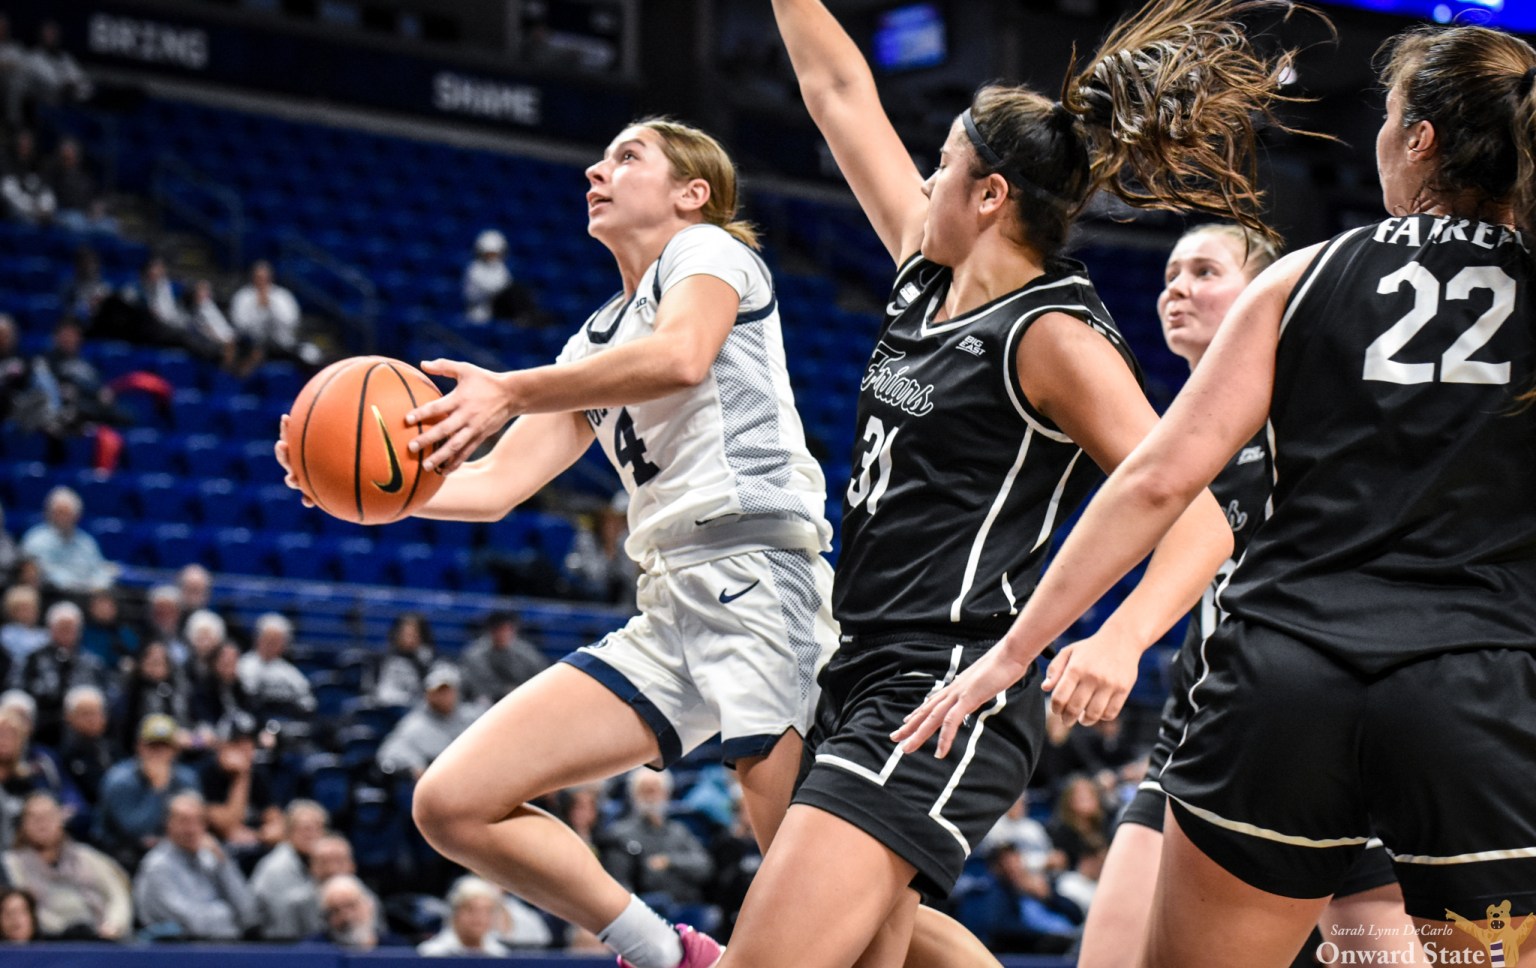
[1175,430,1273,650]
[833,255,1142,639]
[1223,214,1536,674]
[1175,430,1271,678]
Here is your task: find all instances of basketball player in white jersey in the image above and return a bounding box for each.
[280,117,999,968]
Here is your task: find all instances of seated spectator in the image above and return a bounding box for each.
[370,612,437,707]
[264,832,373,940]
[80,588,140,671]
[21,600,110,747]
[61,248,111,326]
[44,138,113,235]
[0,584,43,668]
[980,793,1061,878]
[132,791,257,941]
[180,280,237,366]
[3,791,131,940]
[131,257,184,342]
[20,486,117,594]
[235,613,314,719]
[0,888,38,943]
[1045,774,1111,872]
[459,610,547,705]
[184,609,225,673]
[598,768,712,906]
[0,316,35,428]
[176,564,214,619]
[34,318,131,436]
[229,260,308,370]
[0,503,17,587]
[20,22,92,110]
[1,129,54,225]
[57,686,120,811]
[249,799,328,937]
[0,706,85,845]
[191,641,252,732]
[113,641,191,745]
[198,712,280,852]
[140,585,187,668]
[981,815,1081,954]
[463,229,512,324]
[375,664,480,780]
[418,876,511,957]
[0,16,25,127]
[92,714,200,870]
[311,873,405,950]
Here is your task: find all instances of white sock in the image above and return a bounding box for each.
[598,894,682,968]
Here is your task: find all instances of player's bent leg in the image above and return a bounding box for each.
[733,728,804,851]
[1320,882,1418,960]
[1079,821,1165,968]
[1141,808,1327,968]
[413,663,661,930]
[719,803,919,968]
[858,889,920,968]
[905,905,1003,968]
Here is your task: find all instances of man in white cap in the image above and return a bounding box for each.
[462,229,512,323]
[375,663,481,780]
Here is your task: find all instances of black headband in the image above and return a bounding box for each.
[959,107,1073,211]
[1520,66,1536,100]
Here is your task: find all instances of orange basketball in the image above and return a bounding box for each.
[283,356,445,525]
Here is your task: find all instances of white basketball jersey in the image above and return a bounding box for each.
[557,224,832,566]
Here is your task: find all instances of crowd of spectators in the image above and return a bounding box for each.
[0,479,1168,955]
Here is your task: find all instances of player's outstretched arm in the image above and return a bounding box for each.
[895,251,1312,755]
[405,274,738,472]
[413,410,594,522]
[771,0,926,263]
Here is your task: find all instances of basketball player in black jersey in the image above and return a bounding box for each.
[901,23,1536,968]
[713,2,1316,965]
[1078,224,1416,967]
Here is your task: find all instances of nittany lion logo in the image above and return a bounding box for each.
[1446,900,1534,967]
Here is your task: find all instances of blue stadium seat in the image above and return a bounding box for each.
[208,526,267,575]
[255,483,311,532]
[70,469,129,520]
[300,753,352,818]
[171,389,219,435]
[150,522,207,569]
[275,533,338,581]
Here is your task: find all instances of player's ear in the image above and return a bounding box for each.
[1405,119,1438,163]
[676,178,711,216]
[978,173,1011,216]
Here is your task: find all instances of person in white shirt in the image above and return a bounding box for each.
[234,613,314,720]
[463,229,513,324]
[20,22,91,110]
[417,876,511,957]
[228,261,303,370]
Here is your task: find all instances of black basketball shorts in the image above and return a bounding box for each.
[1118,635,1397,900]
[793,631,1048,899]
[1159,620,1536,919]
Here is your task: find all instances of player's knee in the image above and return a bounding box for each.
[411,768,477,850]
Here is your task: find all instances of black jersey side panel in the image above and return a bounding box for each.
[1223,215,1536,673]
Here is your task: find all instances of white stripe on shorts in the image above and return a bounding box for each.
[1387,844,1536,866]
[1167,794,1372,849]
[927,690,1010,855]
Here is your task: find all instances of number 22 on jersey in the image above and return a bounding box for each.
[1365,261,1516,385]
[847,415,899,514]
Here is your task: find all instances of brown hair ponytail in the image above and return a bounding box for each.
[967,0,1322,258]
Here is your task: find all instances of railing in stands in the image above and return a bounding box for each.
[278,233,381,355]
[152,156,246,267]
[117,565,631,658]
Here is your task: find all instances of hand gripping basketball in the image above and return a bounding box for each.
[404,359,518,475]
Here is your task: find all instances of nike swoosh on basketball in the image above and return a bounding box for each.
[370,405,404,494]
[718,581,760,604]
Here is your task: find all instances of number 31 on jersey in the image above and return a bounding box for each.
[847,415,899,514]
